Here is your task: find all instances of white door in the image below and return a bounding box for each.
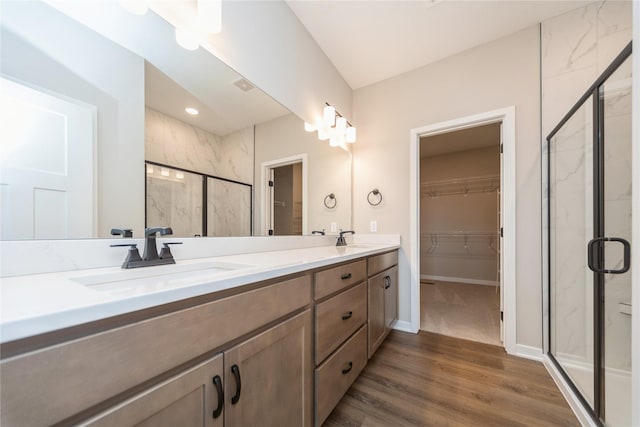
[0,77,95,239]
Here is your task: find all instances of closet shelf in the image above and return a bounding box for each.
[421,231,498,238]
[421,175,499,197]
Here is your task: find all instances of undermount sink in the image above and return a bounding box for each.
[71,261,253,293]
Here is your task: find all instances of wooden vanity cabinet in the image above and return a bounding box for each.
[312,260,368,426]
[0,275,312,427]
[367,251,398,358]
[84,310,313,427]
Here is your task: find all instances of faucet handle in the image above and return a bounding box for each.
[111,228,133,238]
[145,227,173,237]
[159,242,182,260]
[110,243,143,268]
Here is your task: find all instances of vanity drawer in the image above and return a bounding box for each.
[367,250,398,276]
[0,275,311,427]
[315,282,366,363]
[315,325,367,426]
[314,259,366,300]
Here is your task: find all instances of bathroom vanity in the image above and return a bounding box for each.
[0,244,398,426]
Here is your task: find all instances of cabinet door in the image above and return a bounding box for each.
[84,355,224,427]
[367,271,386,359]
[384,266,398,330]
[224,310,312,427]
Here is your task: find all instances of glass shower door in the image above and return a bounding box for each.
[548,44,632,426]
[549,96,595,410]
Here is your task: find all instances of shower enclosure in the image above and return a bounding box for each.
[547,43,632,426]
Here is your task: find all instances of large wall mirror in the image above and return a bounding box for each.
[0,0,352,239]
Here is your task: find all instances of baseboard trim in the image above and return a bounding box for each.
[420,274,498,287]
[515,344,543,361]
[543,355,598,427]
[392,320,415,333]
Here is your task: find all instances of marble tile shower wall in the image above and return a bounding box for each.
[145,107,254,184]
[542,0,632,371]
[144,108,254,236]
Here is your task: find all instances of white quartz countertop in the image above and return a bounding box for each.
[0,243,398,343]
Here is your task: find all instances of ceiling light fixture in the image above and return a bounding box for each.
[198,0,222,34]
[185,107,199,115]
[309,103,356,148]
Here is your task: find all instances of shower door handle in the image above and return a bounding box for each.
[587,237,630,274]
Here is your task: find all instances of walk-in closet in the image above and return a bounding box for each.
[420,123,502,346]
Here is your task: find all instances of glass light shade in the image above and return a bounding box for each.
[146,165,154,174]
[318,128,329,140]
[176,171,184,179]
[175,28,200,51]
[161,168,170,177]
[346,126,356,143]
[304,122,315,132]
[323,105,335,127]
[118,0,149,15]
[197,0,222,34]
[336,117,347,133]
[329,136,339,147]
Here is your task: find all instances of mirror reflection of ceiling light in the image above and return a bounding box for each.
[185,107,199,115]
[175,28,200,51]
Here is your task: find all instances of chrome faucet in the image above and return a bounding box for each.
[111,227,182,269]
[312,229,326,236]
[336,230,355,246]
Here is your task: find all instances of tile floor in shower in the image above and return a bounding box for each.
[420,280,501,346]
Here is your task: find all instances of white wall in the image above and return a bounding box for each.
[1,1,145,238]
[353,25,541,348]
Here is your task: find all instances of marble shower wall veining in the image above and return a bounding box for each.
[543,0,631,373]
[145,108,254,237]
[145,107,253,184]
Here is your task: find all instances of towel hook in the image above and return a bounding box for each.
[324,193,337,209]
[367,188,382,206]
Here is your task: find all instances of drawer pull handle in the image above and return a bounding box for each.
[384,276,391,289]
[342,311,353,320]
[341,273,352,280]
[342,362,353,375]
[212,375,224,418]
[231,364,241,405]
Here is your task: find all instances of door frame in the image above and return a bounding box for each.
[409,106,517,355]
[260,154,308,236]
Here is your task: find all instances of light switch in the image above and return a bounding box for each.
[330,222,337,232]
[370,220,377,232]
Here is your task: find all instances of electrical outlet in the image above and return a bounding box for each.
[370,220,377,232]
[330,222,337,232]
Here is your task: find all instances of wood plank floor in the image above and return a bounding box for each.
[324,331,579,427]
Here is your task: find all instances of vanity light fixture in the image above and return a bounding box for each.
[118,0,149,15]
[307,103,356,148]
[175,27,200,51]
[198,0,222,34]
[185,107,199,115]
[175,171,184,180]
[146,165,154,174]
[161,168,170,177]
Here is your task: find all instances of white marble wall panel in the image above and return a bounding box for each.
[146,169,202,238]
[543,1,631,379]
[207,179,251,237]
[145,108,253,184]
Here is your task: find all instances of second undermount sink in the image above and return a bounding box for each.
[70,261,253,293]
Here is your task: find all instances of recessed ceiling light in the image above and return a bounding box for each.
[185,107,199,115]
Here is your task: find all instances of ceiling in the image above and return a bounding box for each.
[286,0,590,89]
[420,122,500,158]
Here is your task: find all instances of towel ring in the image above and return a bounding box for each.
[324,193,337,209]
[367,189,382,206]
